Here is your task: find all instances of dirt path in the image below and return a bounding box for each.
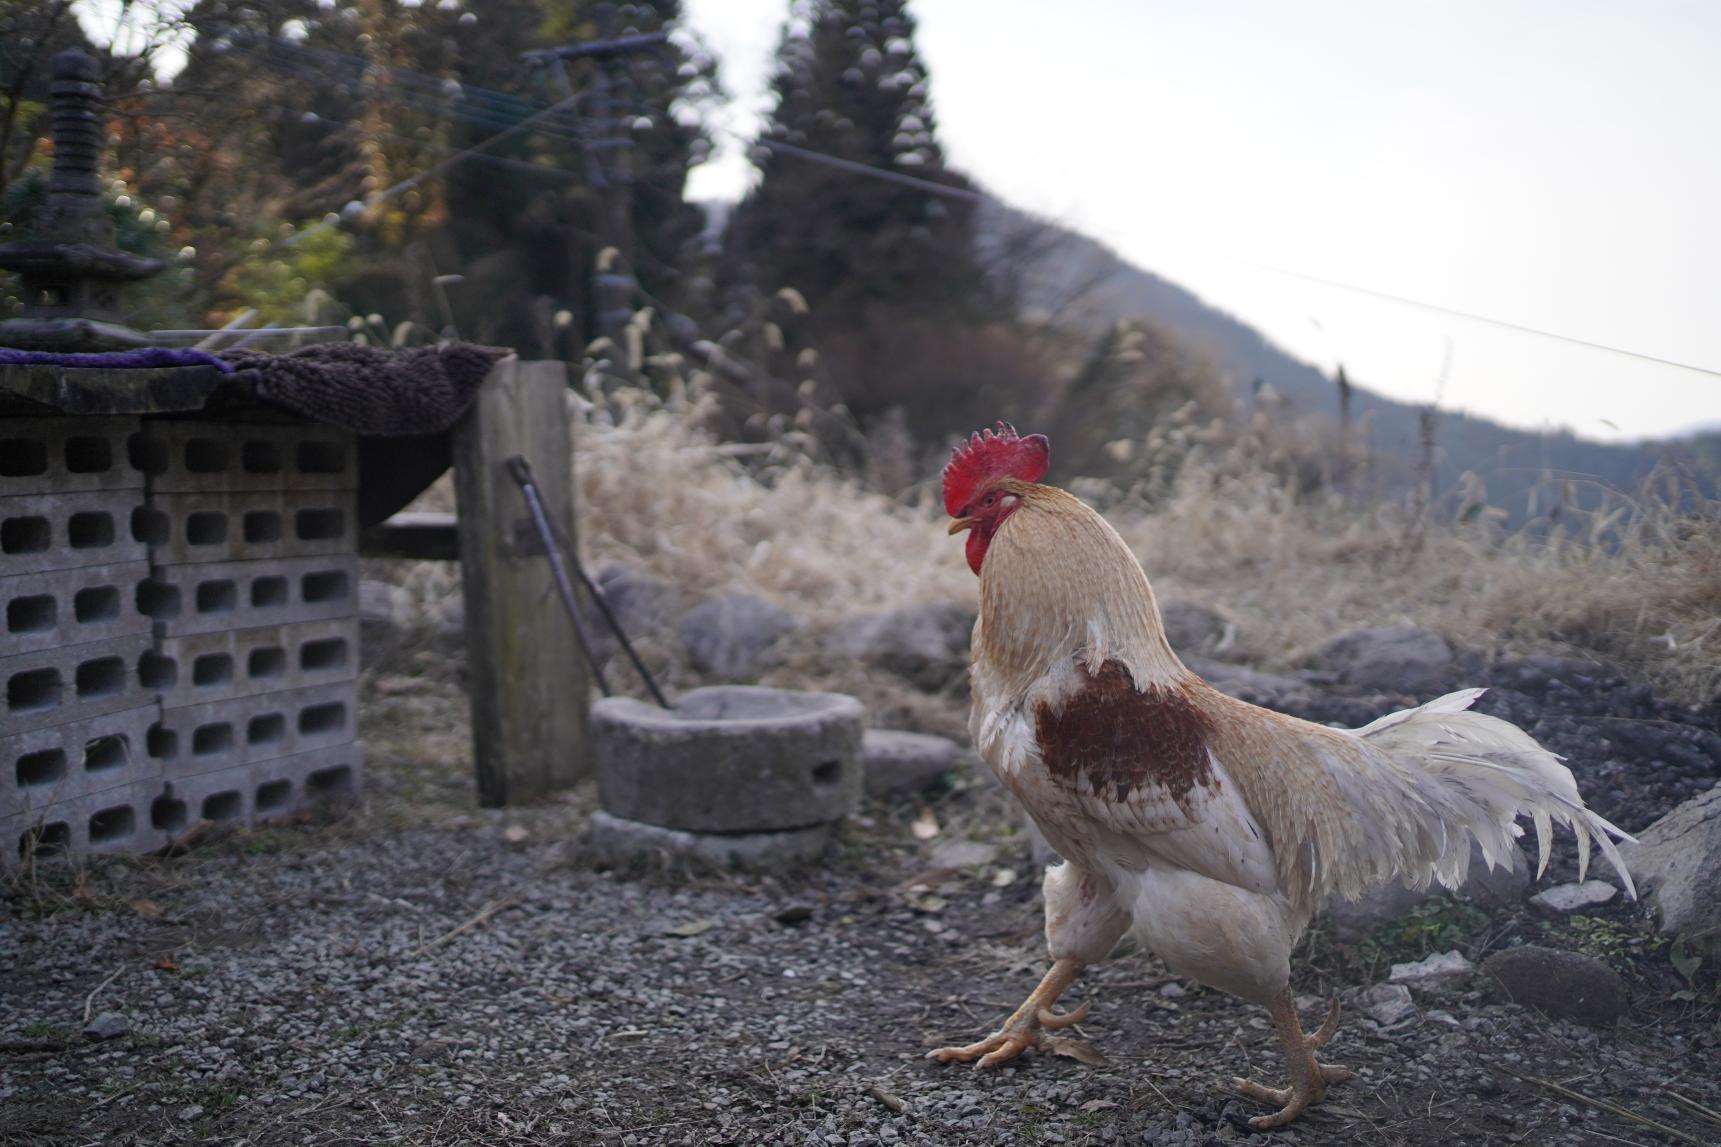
[4,654,1718,1146]
[3,787,1718,1146]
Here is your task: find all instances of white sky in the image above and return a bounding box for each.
[682,0,1721,442]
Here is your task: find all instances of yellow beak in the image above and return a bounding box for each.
[947,517,975,535]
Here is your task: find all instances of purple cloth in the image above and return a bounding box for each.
[0,347,235,373]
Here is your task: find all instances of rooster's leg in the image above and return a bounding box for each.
[926,956,1104,1068]
[1232,990,1352,1129]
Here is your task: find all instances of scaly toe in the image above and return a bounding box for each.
[1319,1063,1353,1085]
[1231,1078,1292,1107]
[974,1034,1033,1069]
[926,1033,1010,1064]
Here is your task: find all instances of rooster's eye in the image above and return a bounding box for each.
[983,493,996,506]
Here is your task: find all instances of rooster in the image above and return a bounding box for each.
[926,424,1634,1130]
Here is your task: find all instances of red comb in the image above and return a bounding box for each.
[942,423,1050,516]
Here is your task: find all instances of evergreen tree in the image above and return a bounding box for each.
[732,0,987,323]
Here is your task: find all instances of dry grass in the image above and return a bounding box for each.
[381,339,1718,708]
[563,367,1718,705]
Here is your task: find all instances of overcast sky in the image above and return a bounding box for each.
[682,0,1720,442]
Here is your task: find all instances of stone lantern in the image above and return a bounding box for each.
[0,48,163,350]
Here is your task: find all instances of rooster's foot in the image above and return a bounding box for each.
[1232,1062,1352,1129]
[927,1002,1105,1068]
[1233,990,1352,1129]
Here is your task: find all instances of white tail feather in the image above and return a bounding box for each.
[1354,689,1636,899]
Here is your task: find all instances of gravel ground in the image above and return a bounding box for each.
[3,647,1718,1146]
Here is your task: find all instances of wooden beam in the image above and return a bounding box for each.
[451,359,590,805]
[359,511,460,561]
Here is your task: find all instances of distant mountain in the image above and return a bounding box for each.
[985,204,1708,520]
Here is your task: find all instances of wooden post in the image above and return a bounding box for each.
[452,358,590,805]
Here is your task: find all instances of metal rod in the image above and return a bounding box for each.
[506,455,671,708]
[505,456,613,697]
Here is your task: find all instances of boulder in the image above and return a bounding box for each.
[1159,601,1234,660]
[678,593,799,679]
[1529,880,1620,915]
[1311,625,1454,695]
[588,565,681,655]
[1184,656,1310,708]
[823,602,975,690]
[1322,842,1528,943]
[1481,945,1628,1026]
[863,729,963,798]
[1619,784,1721,954]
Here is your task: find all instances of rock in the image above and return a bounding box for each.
[823,603,975,690]
[82,1012,129,1041]
[1389,950,1475,988]
[863,729,962,798]
[591,685,863,833]
[588,565,681,655]
[1321,842,1528,943]
[678,593,799,679]
[1529,880,1620,915]
[1311,625,1454,695]
[1183,656,1310,708]
[588,809,834,869]
[1481,945,1628,1026]
[359,578,412,629]
[1351,983,1416,1026]
[1159,601,1234,660]
[1619,785,1721,955]
[1021,815,1060,868]
[929,840,999,870]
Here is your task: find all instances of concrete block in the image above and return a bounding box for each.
[140,489,356,566]
[152,616,357,710]
[157,740,364,832]
[1,631,155,736]
[1,703,162,823]
[152,680,357,780]
[588,808,835,869]
[0,488,147,576]
[0,416,144,498]
[128,420,357,493]
[2,560,151,657]
[140,553,358,638]
[4,777,172,864]
[592,685,864,833]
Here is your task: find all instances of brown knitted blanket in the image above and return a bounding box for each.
[225,342,511,437]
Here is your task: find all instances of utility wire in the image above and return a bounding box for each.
[283,88,585,247]
[1232,259,1721,379]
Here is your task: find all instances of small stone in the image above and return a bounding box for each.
[178,1104,204,1121]
[1529,880,1620,914]
[1481,945,1629,1026]
[773,904,814,927]
[1158,982,1188,998]
[83,1012,129,1041]
[928,840,998,870]
[1389,950,1475,987]
[1351,983,1416,1026]
[862,729,963,798]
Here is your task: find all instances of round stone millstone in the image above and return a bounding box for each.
[591,685,864,833]
[588,810,836,869]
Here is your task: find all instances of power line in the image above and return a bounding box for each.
[745,134,984,203]
[283,88,585,247]
[1230,259,1721,380]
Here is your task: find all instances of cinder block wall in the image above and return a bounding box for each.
[2,415,363,863]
